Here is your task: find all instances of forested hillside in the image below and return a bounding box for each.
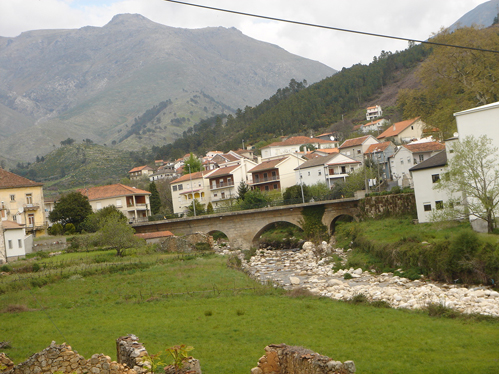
[153,44,429,160]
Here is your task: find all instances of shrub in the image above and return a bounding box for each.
[343,273,353,280]
[32,263,41,272]
[226,254,242,268]
[48,223,64,236]
[64,223,76,235]
[390,186,402,194]
[426,302,460,319]
[0,265,12,272]
[195,242,211,251]
[349,293,369,304]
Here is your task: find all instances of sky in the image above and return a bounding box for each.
[0,0,487,69]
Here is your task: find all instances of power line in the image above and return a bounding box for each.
[164,0,499,54]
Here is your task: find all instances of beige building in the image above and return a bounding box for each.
[377,117,426,144]
[170,171,215,215]
[80,184,151,223]
[248,154,305,193]
[0,168,47,236]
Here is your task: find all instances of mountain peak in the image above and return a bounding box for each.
[105,13,157,28]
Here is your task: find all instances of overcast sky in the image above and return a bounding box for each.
[0,0,487,69]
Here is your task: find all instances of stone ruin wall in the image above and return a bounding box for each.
[251,344,355,374]
[0,335,149,374]
[1,338,354,374]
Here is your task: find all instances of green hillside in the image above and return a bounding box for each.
[11,143,138,196]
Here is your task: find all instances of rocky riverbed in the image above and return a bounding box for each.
[220,242,499,317]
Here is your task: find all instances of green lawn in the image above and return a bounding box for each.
[1,252,498,374]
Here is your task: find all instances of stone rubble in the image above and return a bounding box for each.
[240,241,499,317]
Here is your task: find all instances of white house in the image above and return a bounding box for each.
[339,135,379,165]
[390,141,445,187]
[377,117,426,144]
[248,154,304,193]
[79,184,151,223]
[454,101,499,231]
[261,136,337,159]
[1,220,33,261]
[294,155,333,187]
[170,170,215,215]
[410,150,455,223]
[366,105,383,121]
[325,153,362,188]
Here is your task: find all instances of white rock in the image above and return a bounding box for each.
[290,277,301,285]
[353,268,363,275]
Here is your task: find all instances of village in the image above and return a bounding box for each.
[1,100,499,262]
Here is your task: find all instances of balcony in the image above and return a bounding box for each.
[251,175,280,186]
[23,203,40,211]
[210,181,234,190]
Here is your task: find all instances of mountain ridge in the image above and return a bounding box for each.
[0,13,335,162]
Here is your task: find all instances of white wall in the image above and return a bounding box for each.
[412,166,453,223]
[4,228,26,258]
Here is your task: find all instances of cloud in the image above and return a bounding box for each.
[0,0,485,69]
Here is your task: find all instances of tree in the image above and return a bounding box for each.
[48,191,92,232]
[398,26,499,138]
[206,202,214,214]
[237,180,250,201]
[60,138,75,146]
[81,205,127,233]
[99,214,141,256]
[239,189,271,210]
[187,199,205,216]
[283,184,311,202]
[183,153,203,174]
[434,135,499,233]
[149,182,161,215]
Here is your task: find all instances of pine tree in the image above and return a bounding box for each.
[149,182,162,215]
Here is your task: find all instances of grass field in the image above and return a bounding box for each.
[1,250,499,373]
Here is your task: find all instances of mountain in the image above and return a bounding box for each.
[0,14,335,163]
[448,0,499,31]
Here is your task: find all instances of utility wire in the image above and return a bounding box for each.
[29,288,69,344]
[164,0,499,54]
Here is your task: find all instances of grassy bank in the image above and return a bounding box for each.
[335,218,499,284]
[1,249,499,373]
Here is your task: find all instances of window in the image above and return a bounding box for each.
[411,125,414,130]
[12,214,16,222]
[18,239,22,248]
[271,171,276,178]
[341,166,346,174]
[357,149,361,154]
[413,158,417,165]
[423,203,431,212]
[318,171,322,176]
[263,173,268,180]
[432,174,440,183]
[116,199,122,207]
[10,194,15,201]
[435,200,444,210]
[221,192,225,199]
[178,185,183,191]
[96,202,102,210]
[265,185,269,191]
[8,240,12,249]
[173,185,178,191]
[400,159,404,164]
[308,171,311,176]
[26,193,33,205]
[227,177,232,185]
[273,184,278,189]
[419,155,424,162]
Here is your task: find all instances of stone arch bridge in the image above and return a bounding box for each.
[133,198,360,250]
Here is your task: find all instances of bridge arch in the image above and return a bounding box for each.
[251,221,303,248]
[329,214,355,234]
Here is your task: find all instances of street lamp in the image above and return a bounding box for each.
[188,165,196,217]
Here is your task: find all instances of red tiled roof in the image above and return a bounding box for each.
[262,136,336,149]
[129,165,153,173]
[2,220,25,230]
[248,157,287,173]
[339,136,372,149]
[377,117,420,139]
[171,171,208,184]
[365,141,393,154]
[207,165,239,179]
[353,124,363,130]
[367,106,378,110]
[79,184,150,201]
[135,231,174,240]
[314,148,339,154]
[0,169,43,189]
[403,142,445,153]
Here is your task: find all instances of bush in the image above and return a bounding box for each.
[1,264,12,272]
[343,273,353,280]
[390,186,402,194]
[64,223,76,235]
[48,223,64,236]
[195,242,211,251]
